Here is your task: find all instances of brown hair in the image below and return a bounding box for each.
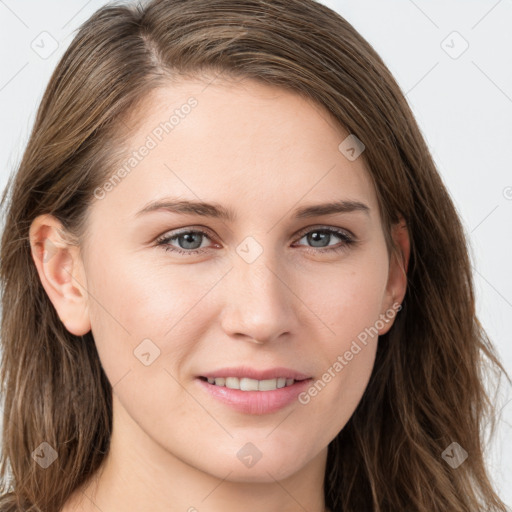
[0,0,509,510]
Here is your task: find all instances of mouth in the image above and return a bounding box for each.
[195,368,313,415]
[197,375,308,391]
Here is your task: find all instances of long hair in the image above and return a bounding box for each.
[0,1,509,510]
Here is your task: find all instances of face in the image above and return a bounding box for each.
[31,76,408,484]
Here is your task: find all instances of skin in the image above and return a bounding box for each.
[29,76,410,512]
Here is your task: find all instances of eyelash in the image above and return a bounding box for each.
[155,226,356,256]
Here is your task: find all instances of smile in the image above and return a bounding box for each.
[199,376,299,391]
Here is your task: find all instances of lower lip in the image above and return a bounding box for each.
[196,378,313,415]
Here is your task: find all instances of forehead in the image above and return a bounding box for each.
[89,77,379,227]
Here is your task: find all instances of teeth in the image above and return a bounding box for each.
[206,376,296,391]
[240,378,259,391]
[225,377,239,389]
[258,378,277,391]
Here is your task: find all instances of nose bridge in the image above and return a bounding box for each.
[220,240,294,343]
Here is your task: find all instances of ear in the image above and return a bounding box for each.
[29,214,91,336]
[378,216,410,335]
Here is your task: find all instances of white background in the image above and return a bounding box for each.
[0,0,511,508]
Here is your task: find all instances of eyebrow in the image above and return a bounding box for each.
[135,198,370,221]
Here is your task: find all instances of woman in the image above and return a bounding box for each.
[0,0,509,511]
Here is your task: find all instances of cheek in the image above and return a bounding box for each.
[85,246,223,382]
[302,246,389,347]
[294,249,388,433]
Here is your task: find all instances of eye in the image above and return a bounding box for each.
[155,226,356,256]
[292,226,356,254]
[155,228,214,256]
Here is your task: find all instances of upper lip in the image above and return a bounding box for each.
[199,365,312,381]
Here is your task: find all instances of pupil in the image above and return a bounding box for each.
[180,233,202,249]
[308,231,329,247]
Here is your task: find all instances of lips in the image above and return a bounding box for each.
[195,365,313,414]
[198,365,311,381]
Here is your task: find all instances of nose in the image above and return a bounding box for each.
[219,252,298,345]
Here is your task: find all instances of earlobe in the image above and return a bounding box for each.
[29,214,91,336]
